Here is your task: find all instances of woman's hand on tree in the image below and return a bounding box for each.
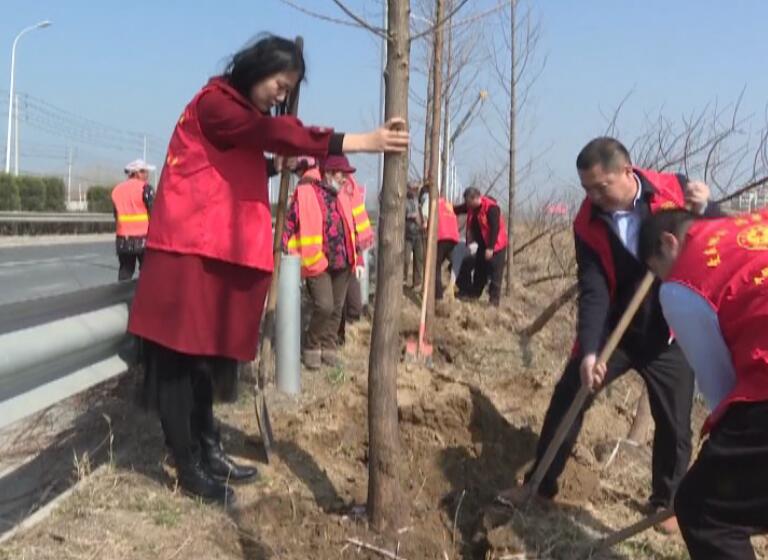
[343,118,409,153]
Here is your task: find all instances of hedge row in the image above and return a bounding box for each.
[0,173,67,212]
[86,186,114,213]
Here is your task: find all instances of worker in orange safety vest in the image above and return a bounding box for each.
[283,155,363,369]
[111,159,155,281]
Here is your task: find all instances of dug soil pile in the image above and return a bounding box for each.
[3,235,766,559]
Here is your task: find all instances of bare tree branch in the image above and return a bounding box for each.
[330,0,387,38]
[275,0,377,31]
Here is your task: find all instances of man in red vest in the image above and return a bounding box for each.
[111,159,155,281]
[454,187,508,306]
[498,137,721,532]
[283,155,363,370]
[639,209,768,559]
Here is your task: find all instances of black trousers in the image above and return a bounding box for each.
[471,247,507,306]
[675,402,768,559]
[147,342,236,464]
[435,240,457,299]
[118,252,143,281]
[526,342,694,508]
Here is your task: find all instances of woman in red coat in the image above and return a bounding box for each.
[129,35,408,504]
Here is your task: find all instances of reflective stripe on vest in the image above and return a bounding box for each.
[118,213,149,223]
[287,184,358,277]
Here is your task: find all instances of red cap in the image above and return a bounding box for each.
[320,155,356,174]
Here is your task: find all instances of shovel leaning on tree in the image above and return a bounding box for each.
[253,36,304,463]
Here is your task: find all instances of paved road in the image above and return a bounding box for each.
[0,241,118,305]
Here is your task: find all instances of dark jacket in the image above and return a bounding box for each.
[576,174,723,356]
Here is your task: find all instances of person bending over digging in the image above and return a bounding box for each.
[497,137,722,533]
[640,208,768,559]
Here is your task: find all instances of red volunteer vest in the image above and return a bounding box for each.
[467,196,508,252]
[573,168,685,299]
[112,178,149,237]
[437,198,460,243]
[147,78,329,271]
[666,211,768,433]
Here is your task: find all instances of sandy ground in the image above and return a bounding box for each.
[1,227,765,559]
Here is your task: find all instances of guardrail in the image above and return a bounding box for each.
[0,281,136,431]
[0,212,114,224]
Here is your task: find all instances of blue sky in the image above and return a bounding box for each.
[1,0,766,204]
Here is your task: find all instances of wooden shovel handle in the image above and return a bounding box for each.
[525,271,656,502]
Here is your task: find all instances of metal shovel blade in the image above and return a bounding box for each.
[254,388,274,463]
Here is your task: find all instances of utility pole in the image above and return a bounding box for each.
[505,0,517,297]
[5,20,52,174]
[421,0,446,340]
[13,94,19,176]
[142,135,147,162]
[66,147,73,205]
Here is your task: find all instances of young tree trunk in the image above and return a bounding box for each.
[505,0,517,297]
[367,0,410,535]
[421,0,446,341]
[439,0,454,197]
[422,56,434,182]
[626,386,652,444]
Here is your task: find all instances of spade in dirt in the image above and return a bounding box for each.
[253,36,304,463]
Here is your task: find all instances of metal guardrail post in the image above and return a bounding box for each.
[0,283,134,431]
[275,254,301,395]
[360,249,371,309]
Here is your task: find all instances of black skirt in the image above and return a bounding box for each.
[134,338,240,411]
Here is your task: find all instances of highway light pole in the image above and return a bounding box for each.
[5,20,52,174]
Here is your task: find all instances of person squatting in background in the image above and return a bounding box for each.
[283,155,367,370]
[111,159,155,281]
[128,35,408,504]
[454,187,509,306]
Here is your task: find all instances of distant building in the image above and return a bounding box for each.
[726,183,768,213]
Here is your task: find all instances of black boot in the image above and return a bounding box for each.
[176,457,235,505]
[200,430,258,482]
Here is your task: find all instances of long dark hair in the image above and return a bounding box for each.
[223,34,305,99]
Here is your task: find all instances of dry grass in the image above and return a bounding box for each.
[2,225,766,559]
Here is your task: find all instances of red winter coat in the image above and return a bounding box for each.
[147,78,337,271]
